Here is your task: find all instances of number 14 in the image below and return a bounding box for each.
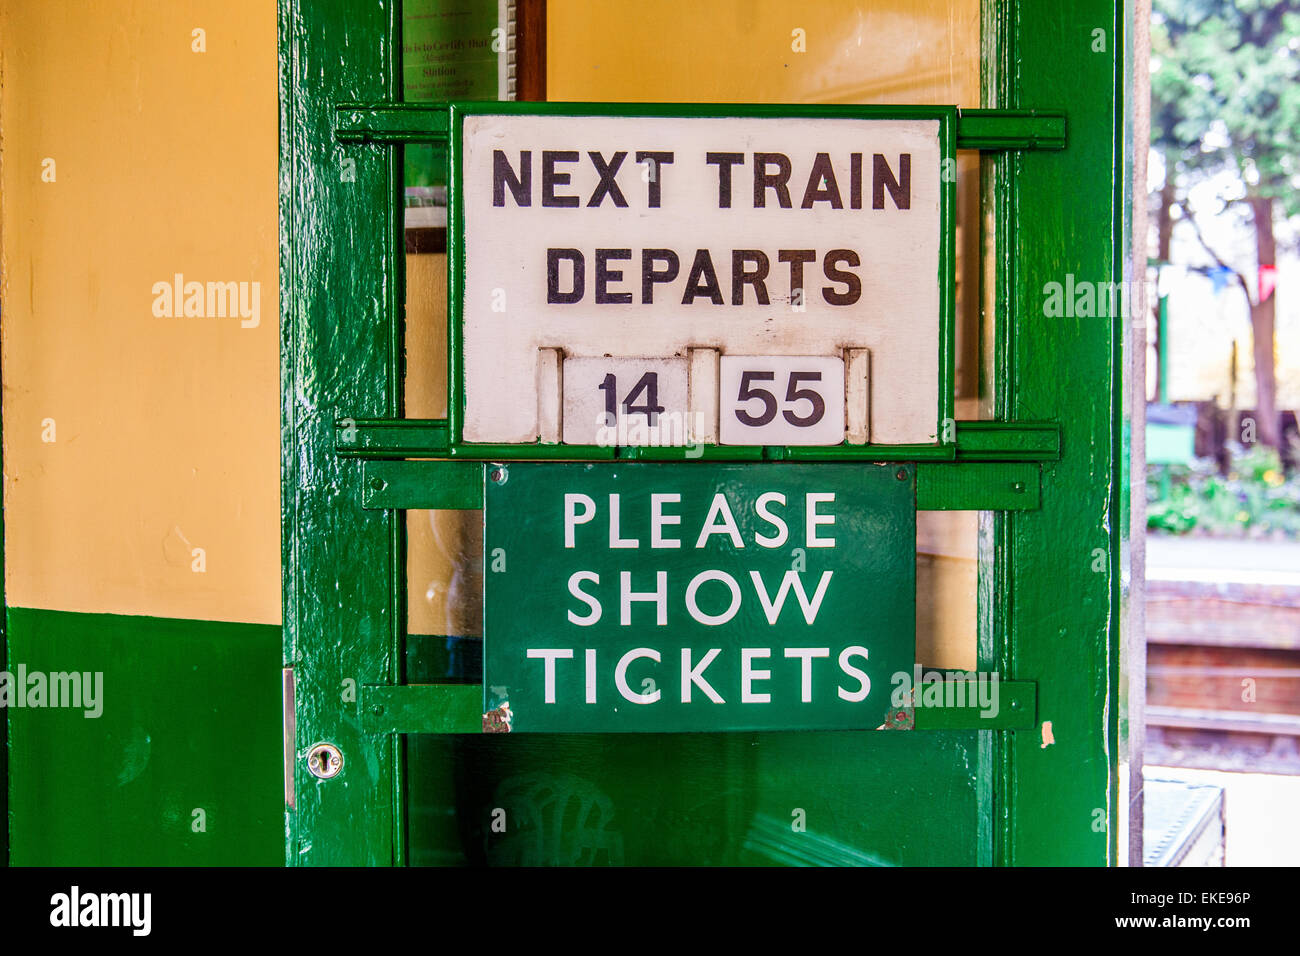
[598,371,665,425]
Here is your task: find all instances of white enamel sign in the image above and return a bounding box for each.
[461,113,942,446]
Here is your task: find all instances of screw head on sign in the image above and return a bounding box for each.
[369,477,387,492]
[895,468,908,481]
[490,466,508,485]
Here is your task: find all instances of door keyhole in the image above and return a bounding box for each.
[306,742,343,780]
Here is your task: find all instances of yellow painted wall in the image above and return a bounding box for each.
[547,0,980,107]
[1,1,280,625]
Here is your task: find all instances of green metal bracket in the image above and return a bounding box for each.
[955,421,1060,461]
[335,102,450,144]
[911,679,1037,730]
[360,684,481,735]
[954,109,1066,150]
[338,418,1060,465]
[361,460,483,510]
[357,679,1035,734]
[916,462,1040,511]
[349,434,1047,513]
[337,418,450,459]
[336,103,1065,153]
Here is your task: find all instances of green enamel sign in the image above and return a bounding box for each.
[484,462,916,732]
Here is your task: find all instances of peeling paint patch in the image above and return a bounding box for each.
[1040,720,1055,748]
[483,702,513,733]
[880,706,914,730]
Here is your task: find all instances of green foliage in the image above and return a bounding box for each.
[1148,443,1300,537]
[1152,0,1300,216]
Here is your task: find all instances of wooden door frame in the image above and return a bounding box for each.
[279,0,1129,866]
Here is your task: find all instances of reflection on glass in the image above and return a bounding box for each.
[406,509,482,684]
[403,0,508,217]
[917,511,979,671]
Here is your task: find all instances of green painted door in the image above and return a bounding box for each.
[281,0,1126,866]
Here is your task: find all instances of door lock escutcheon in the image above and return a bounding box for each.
[305,742,344,780]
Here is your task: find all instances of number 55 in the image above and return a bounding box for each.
[735,370,825,428]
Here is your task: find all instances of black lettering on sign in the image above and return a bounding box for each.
[492,150,531,207]
[641,249,680,304]
[800,153,843,209]
[735,371,778,426]
[733,371,828,428]
[731,250,770,306]
[783,372,826,426]
[548,248,585,303]
[822,249,861,306]
[872,153,911,210]
[544,248,868,307]
[635,150,674,208]
[681,250,724,305]
[595,249,633,304]
[753,153,792,208]
[542,150,580,207]
[494,147,917,214]
[599,372,664,426]
[587,151,629,208]
[622,372,664,422]
[705,152,744,209]
[778,249,816,302]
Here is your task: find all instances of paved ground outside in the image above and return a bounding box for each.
[1147,766,1300,866]
[1148,535,1300,584]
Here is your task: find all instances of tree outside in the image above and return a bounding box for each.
[1152,0,1299,448]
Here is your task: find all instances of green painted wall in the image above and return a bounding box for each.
[1,617,7,865]
[5,608,282,865]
